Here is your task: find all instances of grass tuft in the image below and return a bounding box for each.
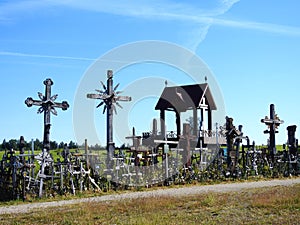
[1,183,300,224]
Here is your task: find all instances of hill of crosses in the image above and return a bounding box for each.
[0,71,299,201]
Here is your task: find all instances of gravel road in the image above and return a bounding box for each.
[1,178,300,215]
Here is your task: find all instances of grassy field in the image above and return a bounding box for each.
[1,183,299,225]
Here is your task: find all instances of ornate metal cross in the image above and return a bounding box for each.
[87,70,131,168]
[25,78,69,151]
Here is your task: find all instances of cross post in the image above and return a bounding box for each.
[25,78,69,151]
[87,70,131,169]
[179,123,196,167]
[261,104,284,162]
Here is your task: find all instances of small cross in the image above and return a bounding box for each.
[25,78,69,151]
[126,127,142,150]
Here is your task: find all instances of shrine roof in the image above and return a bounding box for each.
[155,83,217,112]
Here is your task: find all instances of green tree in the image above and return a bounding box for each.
[68,141,78,149]
[25,140,32,150]
[34,138,43,150]
[58,141,65,149]
[8,139,18,150]
[50,141,58,150]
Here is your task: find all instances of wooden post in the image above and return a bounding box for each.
[84,139,90,190]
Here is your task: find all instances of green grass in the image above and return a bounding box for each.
[1,183,299,225]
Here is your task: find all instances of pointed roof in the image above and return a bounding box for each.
[155,83,217,112]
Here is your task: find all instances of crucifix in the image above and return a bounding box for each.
[87,70,131,169]
[25,78,69,151]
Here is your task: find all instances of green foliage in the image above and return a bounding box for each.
[68,140,77,149]
[0,138,78,151]
[33,138,43,150]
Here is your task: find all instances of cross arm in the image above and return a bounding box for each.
[154,140,179,144]
[52,101,69,111]
[115,96,132,101]
[261,119,284,125]
[87,93,110,100]
[25,97,42,107]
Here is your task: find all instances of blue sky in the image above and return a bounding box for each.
[0,0,299,147]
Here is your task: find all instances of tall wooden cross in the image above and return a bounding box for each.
[25,78,69,151]
[87,70,131,168]
[180,123,196,167]
[261,104,284,162]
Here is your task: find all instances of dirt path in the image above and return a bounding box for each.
[1,178,300,215]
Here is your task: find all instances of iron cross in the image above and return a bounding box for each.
[87,70,131,168]
[25,78,69,151]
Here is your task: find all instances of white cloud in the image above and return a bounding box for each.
[1,0,300,53]
[0,0,239,52]
[50,0,238,22]
[0,51,96,61]
[1,0,299,37]
[212,18,300,36]
[0,51,136,64]
[51,0,300,37]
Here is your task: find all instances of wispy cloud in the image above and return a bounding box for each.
[1,0,299,36]
[49,0,300,36]
[0,0,239,52]
[43,0,300,49]
[52,0,234,19]
[1,0,300,52]
[0,51,96,61]
[0,51,136,64]
[212,18,300,36]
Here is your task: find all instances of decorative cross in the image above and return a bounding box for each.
[87,70,131,168]
[25,78,69,151]
[261,104,284,162]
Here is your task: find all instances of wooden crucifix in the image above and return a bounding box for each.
[87,70,131,168]
[25,78,69,151]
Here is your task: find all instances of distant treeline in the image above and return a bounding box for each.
[0,138,107,151]
[0,138,78,151]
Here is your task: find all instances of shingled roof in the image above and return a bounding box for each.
[155,83,217,112]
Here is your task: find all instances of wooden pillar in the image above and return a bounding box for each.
[85,139,89,169]
[181,123,193,167]
[176,111,181,137]
[160,110,165,137]
[193,108,198,136]
[208,107,212,133]
[199,97,209,135]
[201,108,206,133]
[84,139,90,190]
